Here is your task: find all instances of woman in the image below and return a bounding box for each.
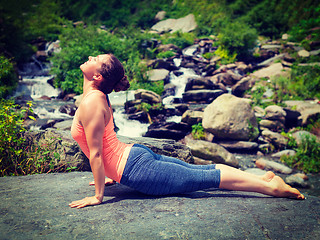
[69,54,304,209]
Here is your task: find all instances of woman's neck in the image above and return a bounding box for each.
[82,77,98,97]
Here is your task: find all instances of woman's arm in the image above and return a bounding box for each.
[69,94,109,208]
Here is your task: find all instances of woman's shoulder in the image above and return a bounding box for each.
[79,91,107,112]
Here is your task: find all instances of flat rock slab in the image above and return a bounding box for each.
[1,172,319,240]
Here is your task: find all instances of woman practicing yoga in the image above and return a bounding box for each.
[69,54,304,209]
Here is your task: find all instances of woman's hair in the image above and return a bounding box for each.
[96,54,130,94]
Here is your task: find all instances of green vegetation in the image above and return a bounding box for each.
[0,99,76,176]
[0,56,18,98]
[1,0,319,95]
[191,123,206,140]
[281,135,320,173]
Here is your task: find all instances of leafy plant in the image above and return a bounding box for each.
[191,122,206,140]
[156,50,176,59]
[0,100,34,176]
[281,134,320,173]
[214,46,237,65]
[0,100,77,176]
[160,31,196,49]
[247,119,259,142]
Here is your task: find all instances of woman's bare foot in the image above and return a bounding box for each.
[270,176,305,200]
[89,178,116,186]
[260,171,275,182]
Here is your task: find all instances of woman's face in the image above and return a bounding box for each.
[80,54,109,78]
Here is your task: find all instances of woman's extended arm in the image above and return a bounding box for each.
[69,94,109,208]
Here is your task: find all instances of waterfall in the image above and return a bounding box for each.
[13,76,60,100]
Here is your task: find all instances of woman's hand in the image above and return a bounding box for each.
[69,196,102,209]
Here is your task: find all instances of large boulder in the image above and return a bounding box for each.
[23,130,91,171]
[202,94,259,141]
[185,139,239,167]
[118,135,193,163]
[151,14,197,33]
[23,130,195,172]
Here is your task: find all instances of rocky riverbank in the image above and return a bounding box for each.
[12,13,320,198]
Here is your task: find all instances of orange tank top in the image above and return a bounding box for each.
[71,90,133,183]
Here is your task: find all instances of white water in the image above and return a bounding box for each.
[162,67,199,105]
[113,107,149,137]
[13,76,59,99]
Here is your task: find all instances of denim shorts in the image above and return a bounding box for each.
[120,144,221,195]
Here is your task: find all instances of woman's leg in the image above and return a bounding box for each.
[216,164,305,199]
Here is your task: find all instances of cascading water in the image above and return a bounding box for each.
[109,91,149,137]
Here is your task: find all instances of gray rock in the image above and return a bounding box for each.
[265,105,286,123]
[154,10,166,21]
[250,63,289,79]
[186,139,239,167]
[1,172,319,240]
[203,94,259,141]
[257,54,285,67]
[271,150,296,158]
[255,158,293,174]
[118,135,193,164]
[134,89,162,104]
[146,69,170,82]
[284,100,320,126]
[261,130,288,149]
[181,110,203,125]
[231,76,254,97]
[53,119,74,131]
[286,174,309,188]
[298,49,310,58]
[259,119,285,132]
[292,130,319,145]
[217,141,259,152]
[182,89,224,103]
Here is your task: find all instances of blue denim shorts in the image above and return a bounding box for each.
[120,144,221,195]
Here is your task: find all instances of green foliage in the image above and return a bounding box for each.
[288,6,320,42]
[290,65,320,100]
[269,65,320,102]
[0,100,34,176]
[0,0,64,62]
[191,123,206,140]
[156,51,176,59]
[281,135,320,173]
[217,20,257,58]
[0,56,18,98]
[214,46,237,64]
[160,31,196,49]
[247,119,259,142]
[137,102,164,113]
[280,132,297,149]
[0,100,76,176]
[249,85,270,108]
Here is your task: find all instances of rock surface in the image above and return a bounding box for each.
[1,172,319,240]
